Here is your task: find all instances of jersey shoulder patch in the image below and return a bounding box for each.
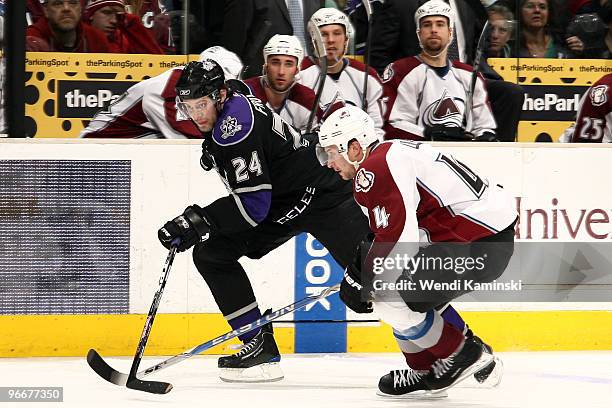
[355,168,375,193]
[590,84,608,107]
[212,93,255,146]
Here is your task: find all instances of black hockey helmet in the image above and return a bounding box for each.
[176,59,225,102]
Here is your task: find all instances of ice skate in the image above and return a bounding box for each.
[218,322,283,383]
[377,369,447,399]
[426,337,493,393]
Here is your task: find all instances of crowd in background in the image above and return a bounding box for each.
[24,0,612,63]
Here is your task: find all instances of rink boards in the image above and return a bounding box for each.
[1,139,612,357]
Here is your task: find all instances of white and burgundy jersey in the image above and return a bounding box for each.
[564,73,612,143]
[300,57,385,139]
[354,140,516,246]
[243,76,342,132]
[81,67,200,139]
[381,57,496,140]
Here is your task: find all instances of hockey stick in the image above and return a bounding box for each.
[306,22,329,133]
[360,0,373,111]
[88,240,179,394]
[87,284,340,394]
[463,20,491,131]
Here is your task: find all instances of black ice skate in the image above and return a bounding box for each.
[377,369,447,399]
[218,322,283,383]
[425,337,493,393]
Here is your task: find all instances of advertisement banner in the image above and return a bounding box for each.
[488,58,612,142]
[25,52,195,138]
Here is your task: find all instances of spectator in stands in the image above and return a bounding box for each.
[125,0,174,53]
[26,0,87,24]
[487,4,514,58]
[85,0,163,54]
[26,0,112,52]
[518,0,585,58]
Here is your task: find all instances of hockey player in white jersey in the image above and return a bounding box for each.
[319,106,517,398]
[80,46,244,139]
[299,8,385,139]
[243,35,343,132]
[381,0,497,142]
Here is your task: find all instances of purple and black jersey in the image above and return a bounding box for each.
[200,93,349,235]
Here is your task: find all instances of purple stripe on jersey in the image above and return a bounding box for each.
[229,307,262,342]
[238,190,272,223]
[440,305,466,332]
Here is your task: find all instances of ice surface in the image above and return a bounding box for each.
[2,351,611,408]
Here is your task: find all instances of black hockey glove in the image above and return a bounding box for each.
[340,263,373,314]
[158,205,211,252]
[200,140,215,171]
[472,131,499,142]
[424,125,473,142]
[339,235,375,314]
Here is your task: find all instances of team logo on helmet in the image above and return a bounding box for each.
[355,168,375,193]
[423,89,464,127]
[220,116,243,139]
[591,85,608,107]
[201,59,217,71]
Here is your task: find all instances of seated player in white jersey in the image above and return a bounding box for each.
[381,0,498,142]
[243,35,343,132]
[299,8,385,139]
[559,72,612,143]
[318,106,517,398]
[80,46,244,139]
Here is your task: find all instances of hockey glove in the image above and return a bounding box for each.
[339,235,375,314]
[158,205,211,252]
[472,131,499,142]
[340,264,373,314]
[424,125,473,142]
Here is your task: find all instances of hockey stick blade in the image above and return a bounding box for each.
[126,378,173,395]
[87,349,128,386]
[88,349,173,394]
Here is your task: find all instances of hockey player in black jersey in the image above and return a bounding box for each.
[157,59,371,382]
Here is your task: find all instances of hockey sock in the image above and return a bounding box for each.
[439,304,466,331]
[227,306,262,343]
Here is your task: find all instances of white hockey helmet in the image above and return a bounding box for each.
[308,8,353,56]
[263,35,304,67]
[198,46,243,80]
[319,106,378,165]
[414,0,455,33]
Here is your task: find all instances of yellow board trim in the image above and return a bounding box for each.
[2,311,612,357]
[348,311,612,352]
[0,314,294,357]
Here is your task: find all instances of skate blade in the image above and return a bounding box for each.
[219,362,284,383]
[376,389,448,400]
[431,352,494,394]
[471,356,504,389]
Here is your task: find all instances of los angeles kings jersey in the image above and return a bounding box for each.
[201,92,351,235]
[354,140,516,246]
[382,57,496,140]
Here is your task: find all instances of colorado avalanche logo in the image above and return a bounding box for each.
[423,89,464,127]
[220,116,243,139]
[382,64,394,83]
[591,85,608,107]
[355,168,375,193]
